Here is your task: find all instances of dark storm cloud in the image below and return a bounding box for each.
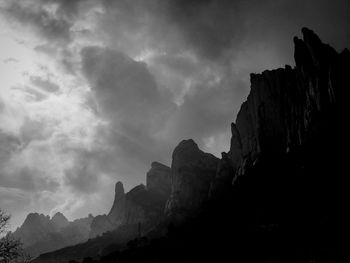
[101,0,349,62]
[83,0,350,163]
[81,46,170,119]
[80,46,175,185]
[163,0,249,60]
[164,0,350,60]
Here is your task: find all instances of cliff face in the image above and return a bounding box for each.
[89,215,114,239]
[225,27,349,178]
[165,139,219,217]
[146,162,172,199]
[89,182,126,238]
[51,212,69,231]
[107,181,126,225]
[13,213,53,248]
[12,213,94,258]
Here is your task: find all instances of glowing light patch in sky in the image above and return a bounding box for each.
[0,15,104,228]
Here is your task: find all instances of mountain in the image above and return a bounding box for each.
[146,162,172,199]
[33,27,347,263]
[51,212,69,230]
[12,213,94,258]
[165,139,219,219]
[89,162,172,239]
[32,162,172,262]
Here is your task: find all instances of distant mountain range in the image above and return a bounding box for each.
[12,212,93,258]
[12,161,172,259]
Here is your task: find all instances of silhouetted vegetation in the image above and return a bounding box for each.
[0,209,30,263]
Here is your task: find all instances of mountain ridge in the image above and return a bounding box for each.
[32,27,348,263]
[12,212,94,258]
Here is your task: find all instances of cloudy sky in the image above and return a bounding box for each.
[0,0,349,230]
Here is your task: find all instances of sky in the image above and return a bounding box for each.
[0,0,349,230]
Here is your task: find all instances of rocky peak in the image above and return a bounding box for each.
[209,151,235,199]
[115,181,125,199]
[51,212,69,230]
[126,184,147,201]
[166,139,219,217]
[146,161,171,199]
[22,213,50,228]
[226,27,348,181]
[108,181,126,223]
[13,213,54,250]
[171,139,200,163]
[228,122,242,170]
[150,161,169,169]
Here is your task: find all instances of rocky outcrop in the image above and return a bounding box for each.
[209,152,235,199]
[227,27,349,178]
[12,213,94,258]
[13,213,53,249]
[90,166,172,238]
[228,123,243,170]
[89,215,114,238]
[107,181,126,225]
[89,182,126,238]
[51,212,69,231]
[209,123,242,198]
[146,162,171,199]
[165,139,219,217]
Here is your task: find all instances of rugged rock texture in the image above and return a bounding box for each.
[146,162,171,199]
[228,122,242,170]
[12,213,94,258]
[209,152,234,199]
[51,212,69,231]
[89,182,126,238]
[107,181,126,225]
[228,27,349,177]
[36,173,173,262]
[90,166,172,238]
[89,215,114,239]
[13,213,52,249]
[165,139,219,217]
